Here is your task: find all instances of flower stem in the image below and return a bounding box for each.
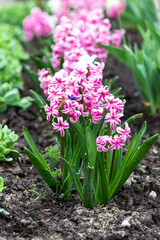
[106,123,111,181]
[60,96,65,173]
[60,136,65,172]
[109,150,116,184]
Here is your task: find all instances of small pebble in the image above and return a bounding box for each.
[121,220,131,228]
[149,191,157,199]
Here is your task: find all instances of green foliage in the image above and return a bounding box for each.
[23,110,158,208]
[0,82,32,112]
[64,120,158,208]
[98,22,160,114]
[0,24,28,88]
[44,146,60,170]
[0,125,20,162]
[122,0,157,30]
[0,23,32,111]
[0,177,6,197]
[0,1,35,27]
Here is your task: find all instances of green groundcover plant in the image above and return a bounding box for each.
[0,23,29,88]
[0,125,20,162]
[23,55,158,208]
[0,1,35,27]
[98,22,160,115]
[0,82,32,112]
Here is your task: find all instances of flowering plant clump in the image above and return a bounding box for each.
[23,7,53,41]
[24,54,158,208]
[106,0,126,20]
[51,10,125,73]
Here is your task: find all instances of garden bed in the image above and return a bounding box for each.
[0,29,160,238]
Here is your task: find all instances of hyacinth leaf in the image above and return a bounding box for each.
[92,115,105,137]
[73,122,87,152]
[114,134,159,196]
[60,55,64,70]
[24,147,59,192]
[30,90,46,112]
[121,122,146,168]
[126,122,147,166]
[146,22,160,43]
[71,141,82,170]
[97,44,134,71]
[95,152,108,205]
[0,177,6,196]
[24,65,43,93]
[107,76,118,88]
[23,127,51,172]
[0,177,4,192]
[83,166,97,208]
[121,113,143,128]
[31,56,49,70]
[110,87,122,97]
[108,133,139,199]
[111,148,122,182]
[61,157,83,201]
[62,130,72,198]
[86,128,97,168]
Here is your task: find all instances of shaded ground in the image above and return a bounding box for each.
[0,31,160,239]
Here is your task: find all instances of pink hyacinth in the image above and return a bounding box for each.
[105,108,124,130]
[106,0,126,20]
[51,9,125,73]
[23,7,53,41]
[41,54,130,140]
[96,136,111,152]
[109,134,125,150]
[116,122,131,141]
[52,117,69,137]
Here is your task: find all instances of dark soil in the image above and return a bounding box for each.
[0,31,160,240]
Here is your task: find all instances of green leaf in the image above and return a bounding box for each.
[110,87,122,97]
[62,130,72,198]
[24,65,43,93]
[30,90,46,111]
[83,166,97,208]
[17,97,32,109]
[107,76,118,88]
[115,134,159,195]
[121,113,143,128]
[86,128,97,168]
[24,147,59,192]
[61,157,83,201]
[31,56,49,70]
[95,152,108,205]
[97,44,134,70]
[23,127,51,171]
[9,150,20,159]
[73,122,87,152]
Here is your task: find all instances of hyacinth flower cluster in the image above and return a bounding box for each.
[48,0,125,21]
[38,55,131,152]
[48,0,106,21]
[106,0,126,20]
[23,7,53,41]
[51,9,125,73]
